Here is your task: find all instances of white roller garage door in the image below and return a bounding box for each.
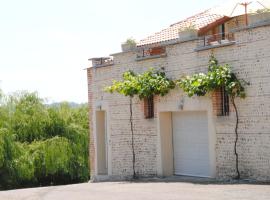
[172,111,212,177]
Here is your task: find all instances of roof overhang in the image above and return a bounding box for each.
[198,16,232,36]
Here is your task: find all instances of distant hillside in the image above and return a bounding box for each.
[47,102,88,108]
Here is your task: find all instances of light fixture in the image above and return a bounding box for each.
[178,98,184,110]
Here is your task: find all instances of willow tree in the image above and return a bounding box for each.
[105,68,175,179]
[178,55,248,179]
[0,92,89,189]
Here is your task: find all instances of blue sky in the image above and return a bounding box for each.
[0,0,222,103]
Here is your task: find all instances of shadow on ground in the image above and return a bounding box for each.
[100,176,270,185]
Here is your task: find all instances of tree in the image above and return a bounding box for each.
[105,68,175,179]
[0,91,89,189]
[177,55,248,179]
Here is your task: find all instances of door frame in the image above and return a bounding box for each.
[157,96,216,178]
[95,110,108,175]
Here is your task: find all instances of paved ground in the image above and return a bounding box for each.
[0,180,270,200]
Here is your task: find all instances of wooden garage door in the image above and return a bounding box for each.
[172,111,212,177]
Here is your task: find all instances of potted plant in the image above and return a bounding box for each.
[248,8,270,25]
[121,38,137,52]
[178,23,198,42]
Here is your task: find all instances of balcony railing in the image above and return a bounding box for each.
[197,32,235,49]
[91,57,114,68]
[136,46,166,60]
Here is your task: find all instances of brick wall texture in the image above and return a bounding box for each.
[87,25,270,181]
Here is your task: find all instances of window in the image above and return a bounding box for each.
[150,47,166,56]
[212,87,230,116]
[144,96,154,119]
[219,23,225,40]
[220,86,230,116]
[136,46,166,60]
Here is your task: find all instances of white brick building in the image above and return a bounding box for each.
[87,4,270,181]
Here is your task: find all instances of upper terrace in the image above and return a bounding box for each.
[90,1,270,67]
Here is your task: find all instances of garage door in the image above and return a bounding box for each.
[172,111,212,177]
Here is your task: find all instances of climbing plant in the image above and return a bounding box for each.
[177,55,248,179]
[105,69,175,99]
[105,68,175,178]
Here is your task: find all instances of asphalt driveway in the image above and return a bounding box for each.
[0,181,270,200]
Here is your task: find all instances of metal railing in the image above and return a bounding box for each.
[136,46,166,59]
[198,32,235,48]
[92,58,114,68]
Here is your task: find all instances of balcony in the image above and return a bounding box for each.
[195,32,235,51]
[136,46,167,61]
[89,57,114,68]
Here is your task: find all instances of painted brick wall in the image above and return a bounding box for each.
[88,24,270,181]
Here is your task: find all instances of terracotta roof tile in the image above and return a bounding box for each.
[137,9,225,46]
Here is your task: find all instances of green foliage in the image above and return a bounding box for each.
[178,73,208,97]
[0,92,89,190]
[105,68,174,179]
[256,8,270,14]
[177,55,247,98]
[11,92,50,142]
[124,38,136,45]
[105,68,175,99]
[105,71,138,97]
[179,23,197,32]
[0,128,21,187]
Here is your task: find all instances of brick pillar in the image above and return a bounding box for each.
[87,68,95,178]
